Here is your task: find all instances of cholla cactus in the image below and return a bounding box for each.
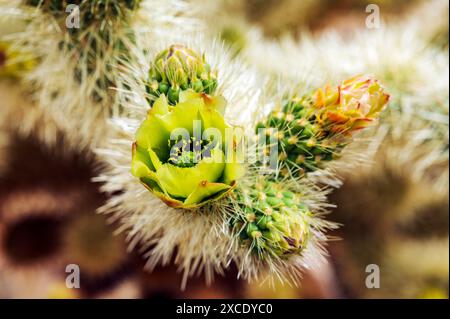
[2,0,395,290]
[238,15,448,192]
[234,75,389,261]
[240,12,447,298]
[95,32,391,287]
[257,76,389,177]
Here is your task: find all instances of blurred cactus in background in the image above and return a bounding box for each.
[1,0,201,153]
[0,0,448,299]
[1,8,58,147]
[23,0,141,101]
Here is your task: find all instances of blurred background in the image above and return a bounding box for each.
[0,0,448,298]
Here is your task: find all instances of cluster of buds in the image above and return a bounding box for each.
[234,180,310,258]
[256,75,390,176]
[147,45,218,105]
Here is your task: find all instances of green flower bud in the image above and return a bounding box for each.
[235,181,310,258]
[266,197,283,208]
[282,191,294,199]
[131,90,244,209]
[147,45,218,105]
[158,82,169,94]
[167,87,179,104]
[256,215,273,230]
[203,78,218,94]
[192,79,204,92]
[246,223,260,238]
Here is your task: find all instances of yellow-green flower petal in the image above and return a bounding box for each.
[200,102,228,134]
[148,146,163,170]
[184,181,231,206]
[131,143,154,177]
[156,148,225,198]
[179,90,200,103]
[159,96,202,134]
[136,117,169,160]
[150,94,170,116]
[131,157,152,179]
[222,160,245,185]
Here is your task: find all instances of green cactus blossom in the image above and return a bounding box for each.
[256,75,390,177]
[234,180,311,258]
[147,45,218,105]
[131,90,243,209]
